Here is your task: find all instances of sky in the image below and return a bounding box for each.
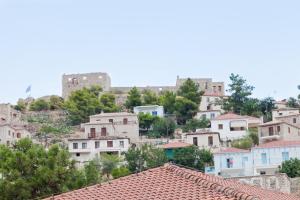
[0,0,300,104]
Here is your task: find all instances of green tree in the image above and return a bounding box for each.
[173,146,213,171]
[142,89,159,105]
[29,99,50,111]
[15,99,27,112]
[124,145,167,173]
[111,167,131,179]
[280,158,300,178]
[125,87,142,111]
[149,117,176,138]
[174,96,198,125]
[84,160,101,185]
[138,113,158,132]
[259,97,275,122]
[100,93,120,113]
[159,91,176,114]
[177,78,203,105]
[223,74,254,114]
[0,138,89,200]
[287,97,300,108]
[49,95,64,110]
[240,98,261,117]
[64,87,102,125]
[100,154,120,178]
[183,118,210,132]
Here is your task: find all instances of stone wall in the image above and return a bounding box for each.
[228,174,291,194]
[290,178,300,197]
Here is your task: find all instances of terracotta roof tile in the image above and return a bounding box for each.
[161,142,192,149]
[44,164,300,200]
[255,140,300,149]
[215,147,250,154]
[212,113,260,121]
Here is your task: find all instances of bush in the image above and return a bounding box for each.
[30,99,50,111]
[280,158,300,178]
[111,167,131,179]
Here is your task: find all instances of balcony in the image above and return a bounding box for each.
[69,148,91,153]
[260,133,281,142]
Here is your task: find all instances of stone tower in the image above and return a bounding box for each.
[62,72,111,99]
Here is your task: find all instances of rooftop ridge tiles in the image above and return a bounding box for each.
[165,164,260,200]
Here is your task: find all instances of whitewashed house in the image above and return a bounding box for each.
[82,112,139,143]
[133,105,164,117]
[185,132,221,151]
[214,140,300,177]
[210,113,261,142]
[0,124,31,146]
[68,135,130,168]
[272,107,300,119]
[196,93,225,120]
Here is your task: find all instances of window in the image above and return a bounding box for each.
[269,127,274,136]
[282,152,289,161]
[95,141,100,148]
[226,158,233,168]
[201,114,207,119]
[218,124,223,130]
[109,119,114,123]
[288,127,291,134]
[218,86,222,92]
[90,128,96,138]
[119,141,124,148]
[17,133,21,138]
[193,137,198,146]
[207,105,211,110]
[76,153,80,157]
[277,126,281,133]
[210,113,215,119]
[207,97,210,103]
[82,143,87,149]
[294,118,297,124]
[8,130,10,136]
[152,111,158,116]
[73,143,78,149]
[213,86,217,93]
[208,136,213,146]
[242,157,248,168]
[261,153,267,165]
[123,118,128,125]
[205,82,208,89]
[6,141,10,146]
[101,127,107,136]
[107,141,113,147]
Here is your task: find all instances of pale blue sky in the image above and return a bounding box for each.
[1,0,300,103]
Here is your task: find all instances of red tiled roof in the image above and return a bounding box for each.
[255,140,300,149]
[161,142,192,149]
[212,113,259,121]
[44,164,300,200]
[215,147,250,154]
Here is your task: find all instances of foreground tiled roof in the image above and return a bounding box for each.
[215,147,250,154]
[255,140,300,149]
[45,164,299,200]
[212,113,260,121]
[161,142,192,149]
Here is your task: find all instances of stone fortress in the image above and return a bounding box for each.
[62,72,225,104]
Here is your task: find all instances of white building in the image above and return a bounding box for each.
[133,105,164,117]
[195,110,221,120]
[274,100,288,110]
[68,135,130,168]
[0,124,31,146]
[210,113,261,142]
[82,112,139,143]
[185,132,221,151]
[272,107,300,119]
[214,140,300,177]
